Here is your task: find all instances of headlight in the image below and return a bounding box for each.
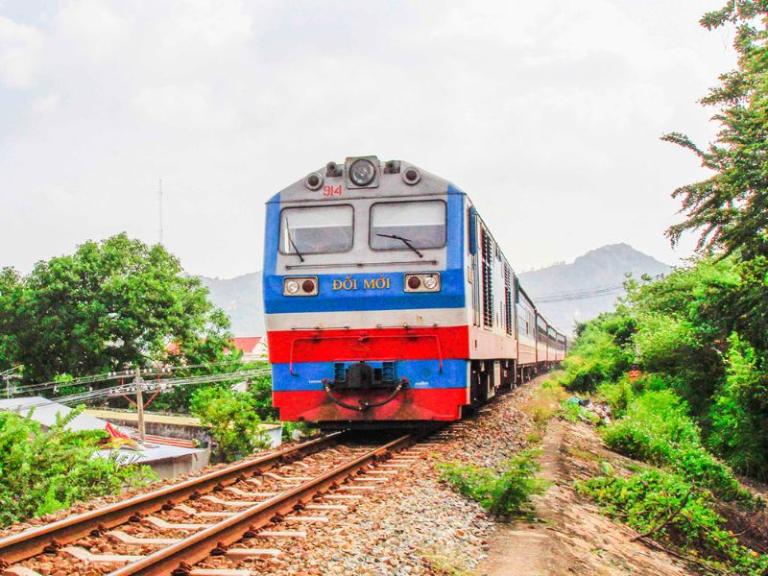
[283,277,318,296]
[404,273,440,293]
[423,275,438,290]
[285,279,300,295]
[349,158,376,186]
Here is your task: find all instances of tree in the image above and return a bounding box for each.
[664,1,768,259]
[6,233,235,383]
[0,268,22,371]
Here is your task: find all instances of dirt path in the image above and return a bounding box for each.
[478,419,697,576]
[478,422,564,576]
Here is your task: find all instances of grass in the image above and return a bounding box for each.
[576,469,768,575]
[521,377,568,431]
[438,449,547,518]
[566,445,601,463]
[419,549,477,576]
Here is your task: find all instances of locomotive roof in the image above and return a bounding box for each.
[267,157,462,205]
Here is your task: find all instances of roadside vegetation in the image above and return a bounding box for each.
[560,3,768,571]
[558,260,768,572]
[0,409,155,528]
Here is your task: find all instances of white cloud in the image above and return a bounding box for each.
[0,0,736,277]
[0,14,42,88]
[164,0,254,49]
[31,92,59,113]
[57,0,130,62]
[133,83,238,132]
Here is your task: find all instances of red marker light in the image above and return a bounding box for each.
[407,276,421,290]
[302,279,316,293]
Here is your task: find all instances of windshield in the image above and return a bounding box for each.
[370,200,446,250]
[280,205,353,255]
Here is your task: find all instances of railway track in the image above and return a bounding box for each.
[0,432,422,576]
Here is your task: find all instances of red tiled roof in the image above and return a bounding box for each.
[232,336,262,354]
[166,342,181,354]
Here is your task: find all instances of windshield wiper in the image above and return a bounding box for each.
[284,218,305,262]
[376,233,424,258]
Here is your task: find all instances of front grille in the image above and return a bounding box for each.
[331,361,398,390]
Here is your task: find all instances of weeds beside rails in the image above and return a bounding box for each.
[601,389,756,505]
[576,469,768,575]
[438,449,547,518]
[573,388,768,573]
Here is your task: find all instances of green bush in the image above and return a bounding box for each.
[577,470,768,575]
[438,449,546,517]
[558,314,633,393]
[603,390,699,451]
[247,370,279,421]
[632,313,722,414]
[708,334,768,480]
[602,390,752,504]
[597,376,636,417]
[0,409,154,527]
[558,254,768,481]
[190,386,270,462]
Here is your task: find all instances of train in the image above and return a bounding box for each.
[262,156,567,428]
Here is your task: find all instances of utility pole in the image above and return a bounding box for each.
[134,367,146,443]
[158,178,164,245]
[2,366,22,398]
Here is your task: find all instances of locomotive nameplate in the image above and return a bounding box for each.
[332,276,391,291]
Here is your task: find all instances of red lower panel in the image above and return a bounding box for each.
[267,326,469,364]
[273,388,468,422]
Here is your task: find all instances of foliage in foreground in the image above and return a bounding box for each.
[438,449,546,517]
[0,409,154,527]
[577,469,768,575]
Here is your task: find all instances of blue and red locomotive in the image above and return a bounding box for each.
[263,156,566,427]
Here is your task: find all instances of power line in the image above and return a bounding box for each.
[2,368,271,412]
[12,359,251,396]
[532,284,625,304]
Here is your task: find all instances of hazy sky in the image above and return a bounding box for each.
[0,0,736,278]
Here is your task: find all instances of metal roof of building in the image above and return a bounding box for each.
[94,444,207,465]
[0,396,110,432]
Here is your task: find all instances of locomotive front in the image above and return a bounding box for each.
[263,156,468,427]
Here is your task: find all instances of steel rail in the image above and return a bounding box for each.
[108,434,413,576]
[0,432,342,566]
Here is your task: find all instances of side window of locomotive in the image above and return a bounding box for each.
[279,205,354,255]
[369,200,446,250]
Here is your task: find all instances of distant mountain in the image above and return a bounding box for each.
[198,272,264,336]
[200,243,670,337]
[518,243,670,335]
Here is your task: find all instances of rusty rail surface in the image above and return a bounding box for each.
[0,432,342,566]
[108,434,413,576]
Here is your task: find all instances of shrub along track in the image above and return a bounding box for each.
[0,432,425,576]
